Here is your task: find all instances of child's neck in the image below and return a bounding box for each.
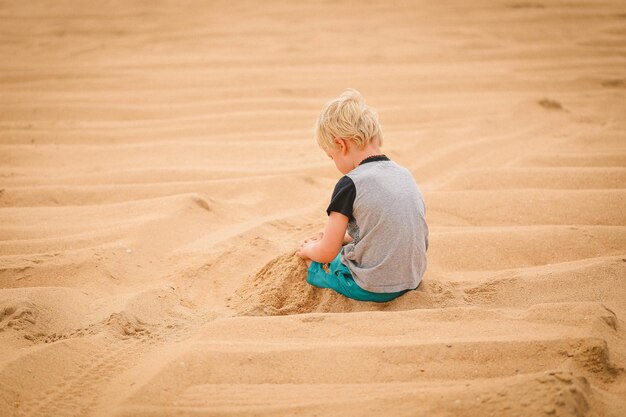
[349,144,384,169]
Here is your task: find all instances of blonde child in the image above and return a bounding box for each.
[296,88,429,302]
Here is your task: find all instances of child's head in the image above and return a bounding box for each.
[314,88,384,153]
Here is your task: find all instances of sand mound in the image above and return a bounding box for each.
[230,251,343,316]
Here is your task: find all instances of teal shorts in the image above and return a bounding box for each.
[306,250,412,303]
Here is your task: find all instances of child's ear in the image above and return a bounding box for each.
[335,138,349,154]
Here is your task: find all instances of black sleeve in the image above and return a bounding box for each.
[326,176,356,219]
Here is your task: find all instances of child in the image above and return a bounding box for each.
[296,88,429,303]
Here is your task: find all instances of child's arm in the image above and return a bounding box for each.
[297,212,349,264]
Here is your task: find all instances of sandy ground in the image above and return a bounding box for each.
[1,0,625,416]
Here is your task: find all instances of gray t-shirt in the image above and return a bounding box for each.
[326,155,429,293]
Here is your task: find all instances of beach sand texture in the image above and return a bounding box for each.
[1,0,626,416]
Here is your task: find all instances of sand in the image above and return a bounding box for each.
[1,0,625,416]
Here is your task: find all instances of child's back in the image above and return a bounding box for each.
[336,155,428,293]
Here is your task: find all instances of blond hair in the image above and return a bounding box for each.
[314,88,384,152]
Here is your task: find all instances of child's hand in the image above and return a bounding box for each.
[296,240,313,260]
[296,232,323,260]
[296,240,315,267]
[304,232,323,244]
[297,232,322,261]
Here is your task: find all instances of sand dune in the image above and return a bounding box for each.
[1,0,625,416]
